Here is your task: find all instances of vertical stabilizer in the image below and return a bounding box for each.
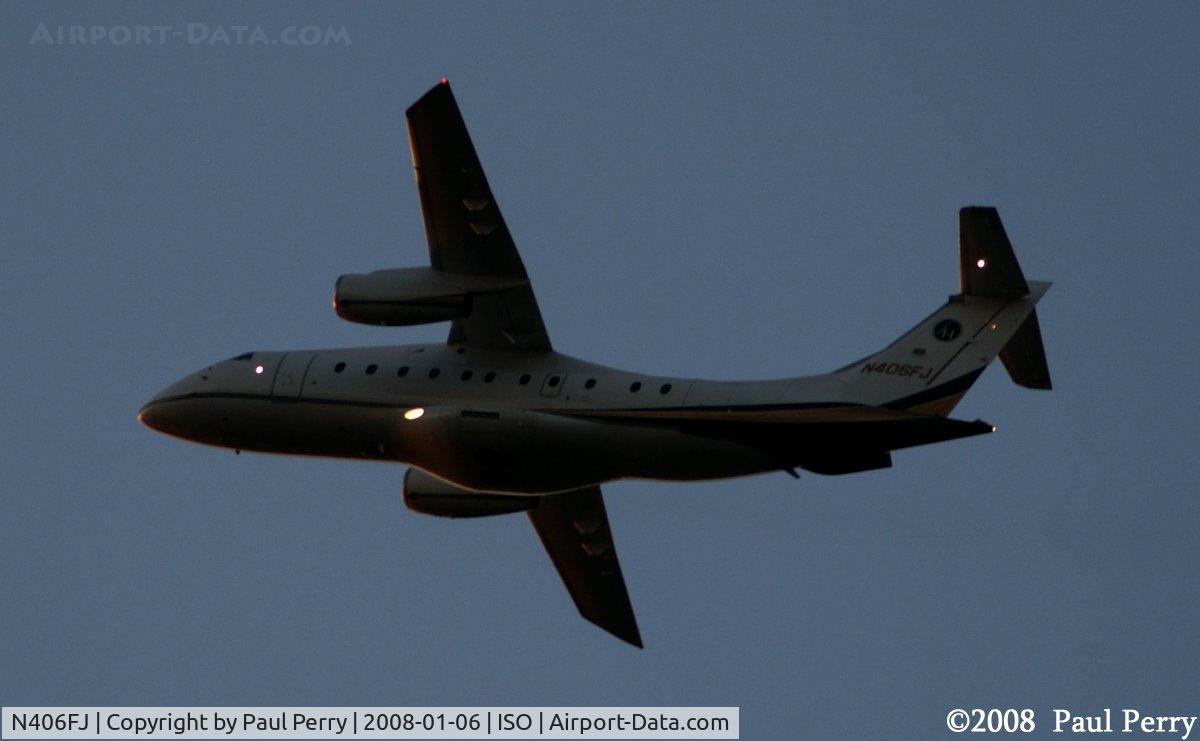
[835,207,1051,414]
[959,206,1029,298]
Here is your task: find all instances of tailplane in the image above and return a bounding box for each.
[835,207,1051,415]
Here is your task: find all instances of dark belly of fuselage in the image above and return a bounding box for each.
[141,394,780,493]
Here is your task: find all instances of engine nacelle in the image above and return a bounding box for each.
[333,267,524,327]
[402,468,538,518]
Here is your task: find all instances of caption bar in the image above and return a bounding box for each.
[2,708,738,740]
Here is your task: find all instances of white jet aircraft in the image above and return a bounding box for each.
[141,81,1052,647]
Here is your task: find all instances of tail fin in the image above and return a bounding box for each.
[835,207,1051,415]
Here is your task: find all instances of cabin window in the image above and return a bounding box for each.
[334,362,346,373]
[660,383,672,395]
[519,374,531,385]
[461,370,473,381]
[429,368,441,379]
[547,376,560,388]
[585,378,597,389]
[484,371,496,383]
[397,366,409,377]
[630,381,642,393]
[366,364,377,375]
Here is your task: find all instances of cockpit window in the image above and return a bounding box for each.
[231,352,254,361]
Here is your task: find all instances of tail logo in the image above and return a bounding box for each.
[933,319,962,342]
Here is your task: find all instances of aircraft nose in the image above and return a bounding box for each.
[137,398,171,433]
[138,376,197,435]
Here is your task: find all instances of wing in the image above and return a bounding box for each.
[405,81,552,351]
[528,485,643,648]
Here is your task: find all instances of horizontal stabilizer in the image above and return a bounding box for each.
[999,307,1052,389]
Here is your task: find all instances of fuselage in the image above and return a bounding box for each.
[140,343,852,493]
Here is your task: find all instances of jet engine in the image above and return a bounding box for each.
[333,267,524,327]
[402,468,538,518]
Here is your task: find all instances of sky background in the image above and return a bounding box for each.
[2,2,1198,737]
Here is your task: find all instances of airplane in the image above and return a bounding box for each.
[139,80,1053,648]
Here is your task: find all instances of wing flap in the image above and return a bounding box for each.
[528,486,643,648]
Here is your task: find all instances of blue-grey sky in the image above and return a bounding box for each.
[2,2,1197,737]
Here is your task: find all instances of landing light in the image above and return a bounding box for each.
[976,258,987,268]
[254,365,264,374]
[404,407,425,421]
